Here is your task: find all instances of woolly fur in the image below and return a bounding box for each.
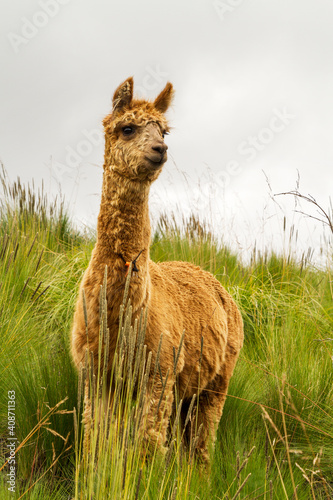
[71,77,244,463]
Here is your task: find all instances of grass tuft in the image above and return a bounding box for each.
[0,173,332,498]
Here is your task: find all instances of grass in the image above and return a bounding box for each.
[0,168,332,499]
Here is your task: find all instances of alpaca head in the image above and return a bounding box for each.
[103,77,174,182]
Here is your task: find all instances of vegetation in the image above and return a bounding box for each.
[0,168,332,499]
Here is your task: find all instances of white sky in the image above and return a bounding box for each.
[1,0,333,264]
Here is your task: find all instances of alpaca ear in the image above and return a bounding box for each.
[154,82,174,113]
[112,77,134,114]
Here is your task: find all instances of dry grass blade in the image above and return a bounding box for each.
[20,276,31,297]
[236,446,255,480]
[16,444,72,500]
[134,468,142,500]
[156,368,170,415]
[171,399,183,438]
[27,233,38,257]
[262,417,289,499]
[122,262,132,306]
[82,288,88,328]
[42,426,67,441]
[261,406,285,444]
[35,248,44,272]
[35,284,50,301]
[275,190,333,234]
[31,281,42,300]
[77,362,84,418]
[0,397,69,472]
[153,332,163,380]
[190,423,203,459]
[137,350,152,418]
[184,393,196,428]
[173,330,185,375]
[164,438,176,472]
[5,251,13,272]
[73,407,78,444]
[231,473,251,500]
[170,484,178,500]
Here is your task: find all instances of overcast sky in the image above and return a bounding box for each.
[1,0,333,264]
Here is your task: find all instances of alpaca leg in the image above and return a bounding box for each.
[195,374,230,463]
[140,375,175,456]
[191,339,241,464]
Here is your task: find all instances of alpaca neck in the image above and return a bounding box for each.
[96,166,151,273]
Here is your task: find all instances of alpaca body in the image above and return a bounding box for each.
[71,77,243,462]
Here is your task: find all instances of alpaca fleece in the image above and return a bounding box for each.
[71,77,244,463]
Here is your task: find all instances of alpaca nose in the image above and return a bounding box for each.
[152,142,168,155]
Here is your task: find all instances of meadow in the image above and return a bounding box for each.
[0,167,332,499]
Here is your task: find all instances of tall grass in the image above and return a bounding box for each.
[0,170,332,498]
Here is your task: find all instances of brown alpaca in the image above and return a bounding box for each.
[71,77,244,463]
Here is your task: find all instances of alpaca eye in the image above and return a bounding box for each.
[122,126,134,136]
[162,131,169,138]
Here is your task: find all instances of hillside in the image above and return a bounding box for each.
[0,170,332,499]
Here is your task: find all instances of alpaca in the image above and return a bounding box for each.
[71,77,244,463]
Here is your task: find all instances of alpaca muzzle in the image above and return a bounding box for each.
[146,143,168,166]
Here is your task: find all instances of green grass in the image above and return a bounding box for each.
[0,169,332,499]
